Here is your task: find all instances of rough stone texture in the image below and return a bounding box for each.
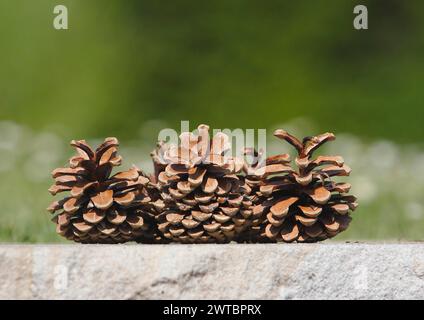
[0,243,423,299]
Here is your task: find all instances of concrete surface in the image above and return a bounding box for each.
[0,243,423,299]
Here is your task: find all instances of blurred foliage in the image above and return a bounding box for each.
[0,0,424,242]
[1,0,424,142]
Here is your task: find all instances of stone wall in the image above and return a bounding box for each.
[0,243,423,299]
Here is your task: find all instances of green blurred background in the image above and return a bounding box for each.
[1,0,424,242]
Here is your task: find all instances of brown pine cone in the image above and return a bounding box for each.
[134,181,170,244]
[254,130,358,243]
[152,124,253,243]
[235,148,273,243]
[47,137,160,244]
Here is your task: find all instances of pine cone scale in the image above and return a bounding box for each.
[83,209,105,224]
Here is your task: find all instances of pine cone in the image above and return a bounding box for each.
[47,137,158,243]
[135,181,171,244]
[255,130,358,243]
[152,124,252,243]
[236,148,272,243]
